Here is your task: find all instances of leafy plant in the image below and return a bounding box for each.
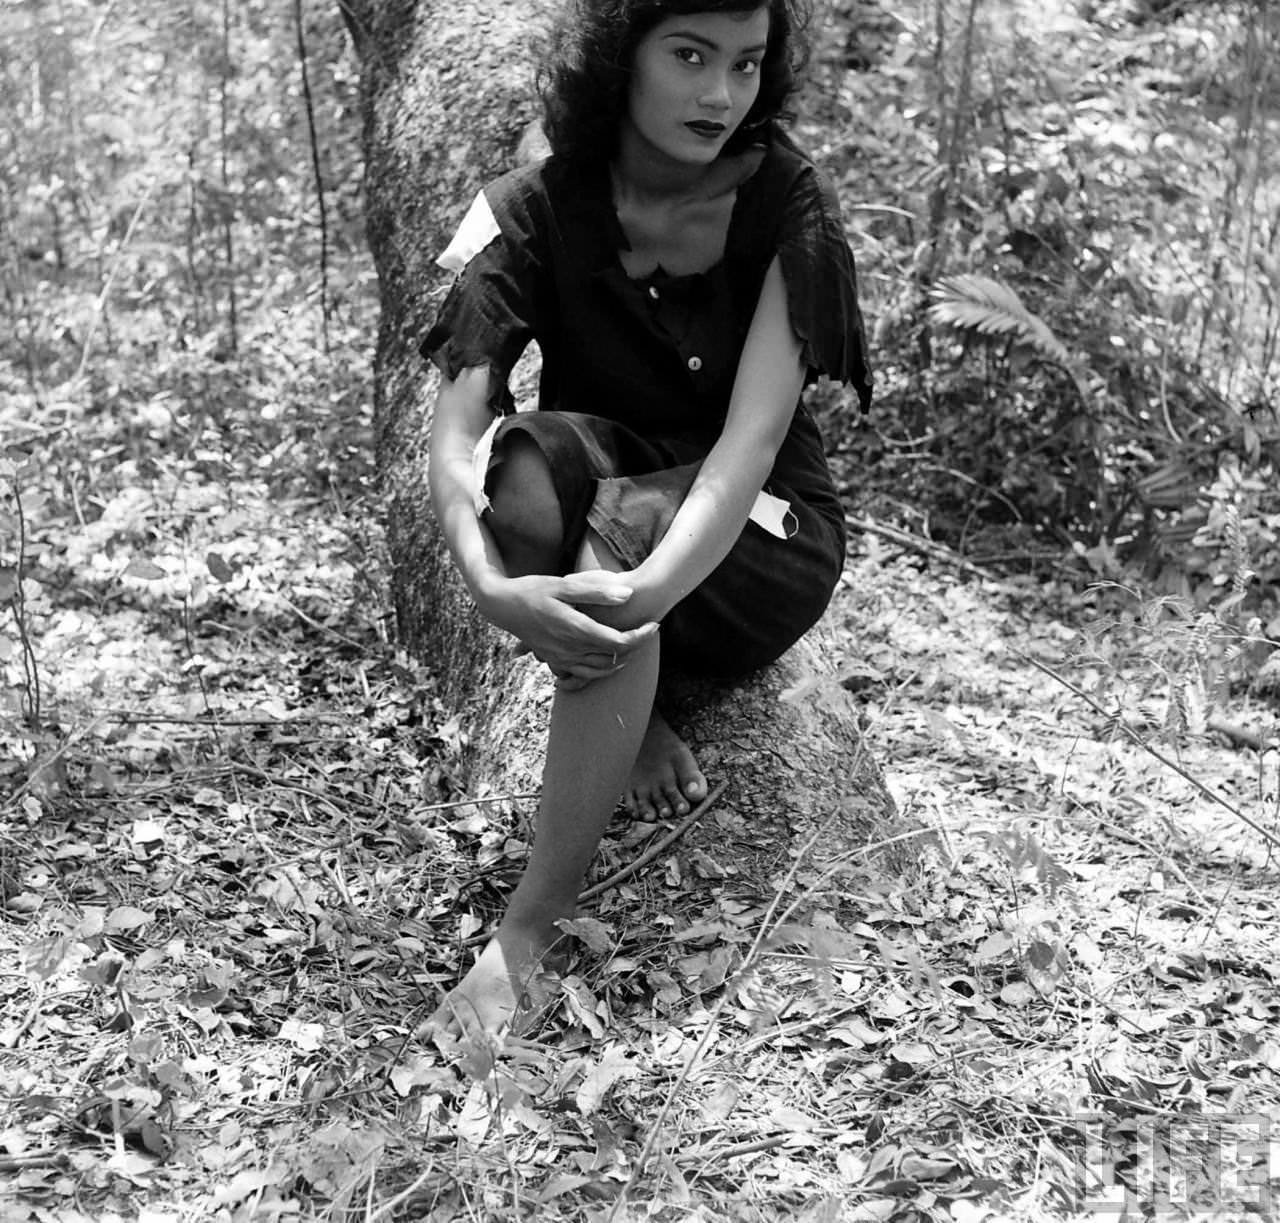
[842,0,1280,608]
[928,273,1073,369]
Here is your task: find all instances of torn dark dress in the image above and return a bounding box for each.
[421,135,873,678]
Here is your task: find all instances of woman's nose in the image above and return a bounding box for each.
[698,73,732,110]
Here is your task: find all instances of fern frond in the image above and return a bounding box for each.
[929,273,1072,367]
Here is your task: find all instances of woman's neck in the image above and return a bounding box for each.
[613,120,713,206]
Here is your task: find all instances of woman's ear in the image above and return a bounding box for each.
[517,120,551,167]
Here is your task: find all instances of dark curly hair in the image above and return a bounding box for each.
[540,0,811,165]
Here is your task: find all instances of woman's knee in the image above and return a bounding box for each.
[485,433,564,570]
[577,527,624,575]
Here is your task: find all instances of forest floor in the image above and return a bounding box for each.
[2,336,1279,1222]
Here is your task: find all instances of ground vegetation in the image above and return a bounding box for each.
[1,0,1277,1219]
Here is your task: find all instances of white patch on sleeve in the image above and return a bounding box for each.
[437,191,502,274]
[749,489,798,540]
[470,414,503,516]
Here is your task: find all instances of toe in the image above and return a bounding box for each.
[674,756,707,804]
[631,790,658,819]
[682,774,707,804]
[419,1005,460,1048]
[662,779,689,816]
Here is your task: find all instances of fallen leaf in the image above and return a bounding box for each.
[1071,931,1104,967]
[212,1166,286,1207]
[107,1148,157,1183]
[773,1104,818,1132]
[87,761,117,794]
[538,1173,593,1202]
[899,1153,961,1180]
[206,551,235,582]
[22,935,71,981]
[849,1199,899,1221]
[123,558,166,581]
[951,1200,995,1223]
[576,1045,637,1116]
[131,819,166,846]
[1026,939,1060,971]
[999,981,1036,1007]
[452,1080,493,1147]
[889,1041,934,1066]
[278,1019,325,1051]
[869,985,915,1021]
[701,1081,739,1123]
[390,1056,455,1098]
[105,906,154,932]
[973,931,1015,963]
[557,917,614,955]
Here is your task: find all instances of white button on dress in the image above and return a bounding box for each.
[687,356,703,372]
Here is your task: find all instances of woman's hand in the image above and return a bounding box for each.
[480,570,659,687]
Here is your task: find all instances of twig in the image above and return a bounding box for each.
[226,760,363,817]
[1017,649,1280,851]
[100,710,346,727]
[1,981,44,1050]
[846,514,996,581]
[366,1166,449,1223]
[293,0,330,352]
[0,1153,68,1173]
[579,782,727,902]
[416,792,539,814]
[218,0,237,352]
[728,1005,860,1058]
[1054,799,1215,917]
[699,1134,792,1161]
[3,718,104,811]
[5,472,40,731]
[274,593,368,651]
[449,786,728,946]
[1207,716,1276,754]
[610,816,832,1222]
[74,174,159,380]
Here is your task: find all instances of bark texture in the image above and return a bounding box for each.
[348,0,911,883]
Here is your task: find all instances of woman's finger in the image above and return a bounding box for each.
[556,571,633,606]
[548,656,627,689]
[560,608,660,656]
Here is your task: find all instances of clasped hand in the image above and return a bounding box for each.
[484,570,659,690]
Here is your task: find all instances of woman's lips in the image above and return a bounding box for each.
[685,121,726,138]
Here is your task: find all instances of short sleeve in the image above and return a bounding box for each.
[420,168,548,414]
[776,164,874,411]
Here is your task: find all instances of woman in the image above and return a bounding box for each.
[424,0,872,1037]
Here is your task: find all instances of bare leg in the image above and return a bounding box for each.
[432,428,709,1036]
[433,530,660,1038]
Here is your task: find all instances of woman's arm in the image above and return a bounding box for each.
[429,366,659,679]
[623,256,807,621]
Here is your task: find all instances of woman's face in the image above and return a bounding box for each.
[622,7,770,168]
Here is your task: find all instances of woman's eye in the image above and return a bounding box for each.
[736,58,760,76]
[675,47,705,66]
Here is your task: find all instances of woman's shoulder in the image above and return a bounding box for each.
[476,156,556,222]
[750,132,839,204]
[473,156,613,250]
[482,154,601,212]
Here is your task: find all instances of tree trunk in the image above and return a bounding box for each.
[347,0,911,888]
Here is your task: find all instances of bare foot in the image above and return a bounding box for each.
[427,921,564,1041]
[624,710,707,819]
